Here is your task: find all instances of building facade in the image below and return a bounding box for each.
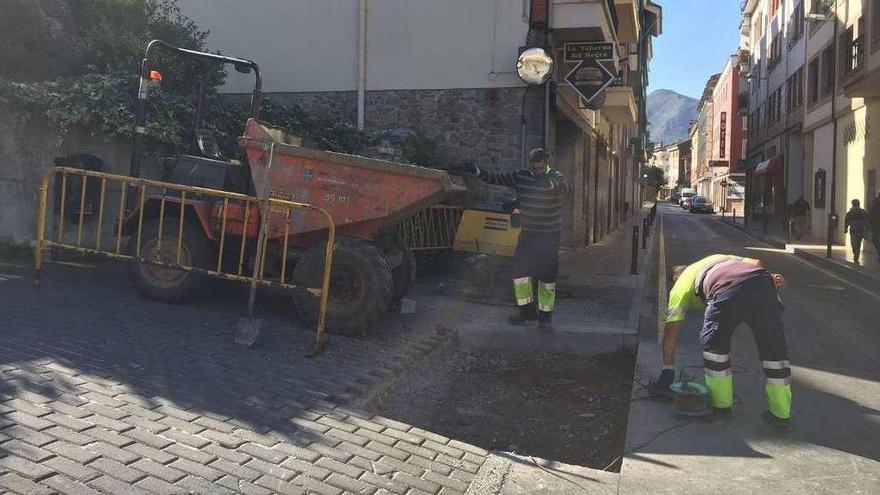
[178,0,663,248]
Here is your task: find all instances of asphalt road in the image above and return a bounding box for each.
[620,202,880,493]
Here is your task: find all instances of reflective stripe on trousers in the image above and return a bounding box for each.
[513,276,533,306]
[537,281,556,312]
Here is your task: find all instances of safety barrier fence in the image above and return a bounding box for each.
[398,205,463,251]
[34,166,336,348]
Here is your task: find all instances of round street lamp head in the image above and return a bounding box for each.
[517,47,554,86]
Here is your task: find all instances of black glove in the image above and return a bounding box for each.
[651,369,675,395]
[448,163,479,176]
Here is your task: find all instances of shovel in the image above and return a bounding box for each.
[235,143,276,347]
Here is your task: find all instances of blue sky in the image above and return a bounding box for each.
[647,0,743,99]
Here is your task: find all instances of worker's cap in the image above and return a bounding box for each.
[529,148,549,164]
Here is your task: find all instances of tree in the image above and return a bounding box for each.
[642,165,667,189]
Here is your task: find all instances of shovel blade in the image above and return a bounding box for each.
[235,318,263,347]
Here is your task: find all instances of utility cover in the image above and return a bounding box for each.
[565,58,615,105]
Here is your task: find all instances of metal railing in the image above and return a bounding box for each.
[398,205,463,251]
[34,166,336,349]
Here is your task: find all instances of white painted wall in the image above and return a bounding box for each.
[177,0,529,93]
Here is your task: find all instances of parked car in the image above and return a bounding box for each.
[689,196,714,214]
[679,189,696,208]
[670,193,681,204]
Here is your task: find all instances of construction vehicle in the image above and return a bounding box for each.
[36,40,463,340]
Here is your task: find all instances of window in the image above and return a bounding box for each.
[786,67,804,113]
[842,18,865,74]
[769,33,782,70]
[821,44,835,96]
[742,139,748,159]
[720,112,727,159]
[743,115,748,132]
[808,57,820,103]
[789,2,805,45]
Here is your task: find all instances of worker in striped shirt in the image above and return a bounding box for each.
[657,254,792,426]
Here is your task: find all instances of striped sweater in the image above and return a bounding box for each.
[477,167,569,233]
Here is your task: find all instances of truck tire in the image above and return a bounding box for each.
[127,218,213,303]
[379,233,416,308]
[293,237,393,335]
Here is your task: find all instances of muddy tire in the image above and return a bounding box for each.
[293,237,393,335]
[126,218,213,303]
[382,235,416,308]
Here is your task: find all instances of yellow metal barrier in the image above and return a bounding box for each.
[399,205,463,251]
[34,166,336,350]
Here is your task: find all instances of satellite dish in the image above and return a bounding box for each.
[517,47,554,86]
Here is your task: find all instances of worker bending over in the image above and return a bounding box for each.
[657,254,792,425]
[455,148,569,331]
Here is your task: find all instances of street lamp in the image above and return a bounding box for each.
[515,48,554,166]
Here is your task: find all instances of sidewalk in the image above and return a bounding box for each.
[716,212,880,290]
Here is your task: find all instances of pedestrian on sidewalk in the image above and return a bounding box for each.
[789,196,810,240]
[452,149,569,331]
[869,194,880,262]
[656,254,792,426]
[844,199,871,264]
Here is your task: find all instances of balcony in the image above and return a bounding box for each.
[602,86,637,125]
[553,0,619,43]
[613,0,640,43]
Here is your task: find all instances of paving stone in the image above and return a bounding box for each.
[133,475,182,495]
[449,469,476,484]
[160,428,210,449]
[163,443,215,465]
[88,458,145,484]
[280,457,331,480]
[169,458,223,482]
[80,392,126,409]
[291,474,344,495]
[409,428,452,446]
[325,472,375,494]
[44,413,94,433]
[46,401,91,419]
[43,474,103,495]
[83,412,131,432]
[124,443,177,466]
[120,403,165,422]
[85,441,140,464]
[423,470,468,492]
[325,427,370,447]
[246,458,298,481]
[82,403,128,422]
[407,455,453,476]
[392,472,441,494]
[122,427,173,449]
[254,475,307,495]
[337,441,383,461]
[461,452,485,465]
[382,427,423,445]
[274,443,321,462]
[2,439,54,462]
[131,459,186,483]
[375,456,425,477]
[289,416,331,434]
[199,429,246,449]
[209,458,260,482]
[316,416,358,433]
[203,443,252,465]
[177,475,238,495]
[43,426,92,446]
[396,441,437,461]
[316,456,365,479]
[4,411,54,431]
[154,405,198,422]
[2,400,51,418]
[358,472,409,495]
[233,428,279,447]
[45,441,100,464]
[239,442,287,464]
[0,473,55,495]
[44,456,99,482]
[346,415,387,433]
[435,454,480,474]
[0,454,56,480]
[88,474,151,495]
[364,441,412,462]
[121,413,170,434]
[447,440,489,457]
[194,415,236,433]
[158,415,205,435]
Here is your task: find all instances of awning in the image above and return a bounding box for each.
[755,156,783,175]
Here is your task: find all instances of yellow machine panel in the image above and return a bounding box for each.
[453,210,520,257]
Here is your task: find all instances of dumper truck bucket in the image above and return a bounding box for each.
[239,119,465,239]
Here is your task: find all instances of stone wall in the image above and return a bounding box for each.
[0,105,162,244]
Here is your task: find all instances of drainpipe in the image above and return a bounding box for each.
[826,14,839,257]
[357,0,368,130]
[544,0,553,151]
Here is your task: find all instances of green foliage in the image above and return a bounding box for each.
[0,0,220,91]
[0,74,371,156]
[642,165,667,189]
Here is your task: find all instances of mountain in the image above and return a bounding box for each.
[647,89,698,146]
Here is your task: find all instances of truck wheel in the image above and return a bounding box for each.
[293,237,393,335]
[127,218,213,303]
[380,234,416,308]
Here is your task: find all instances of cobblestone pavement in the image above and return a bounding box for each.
[0,260,488,494]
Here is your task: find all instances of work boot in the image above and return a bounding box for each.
[762,410,790,428]
[509,303,537,325]
[537,311,553,333]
